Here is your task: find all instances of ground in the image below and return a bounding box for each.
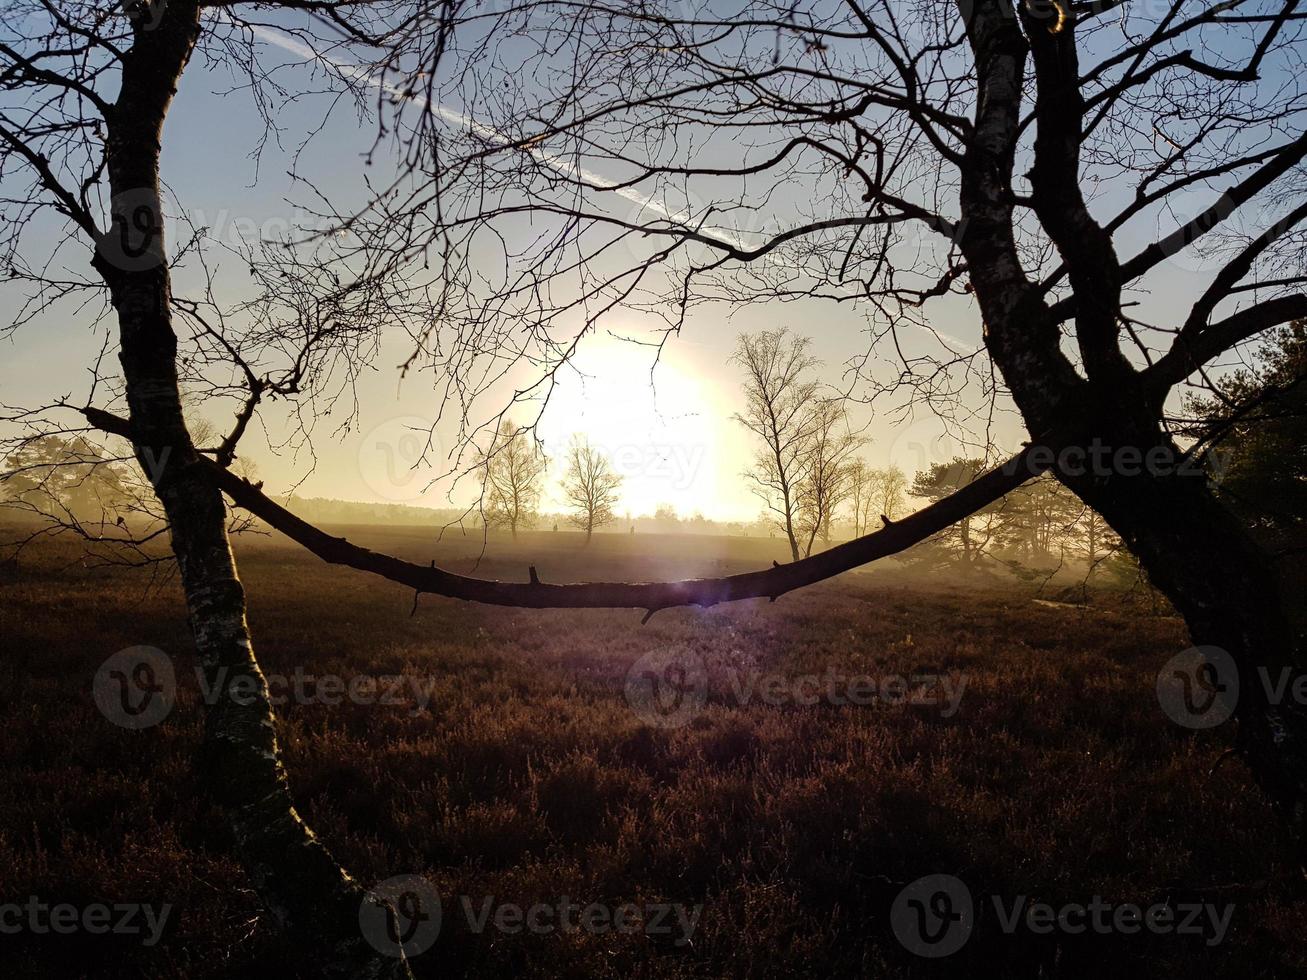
[1,524,1304,978]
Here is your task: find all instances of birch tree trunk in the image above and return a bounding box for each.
[90,6,408,974]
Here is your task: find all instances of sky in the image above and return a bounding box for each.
[0,7,1259,523]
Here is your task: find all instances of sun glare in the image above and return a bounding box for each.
[534,334,735,521]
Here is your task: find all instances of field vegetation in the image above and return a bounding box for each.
[2,525,1303,978]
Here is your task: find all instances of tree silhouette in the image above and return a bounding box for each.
[5,0,1307,965]
[481,420,548,539]
[732,329,821,561]
[561,436,622,543]
[1184,321,1307,534]
[794,397,864,553]
[911,459,1005,568]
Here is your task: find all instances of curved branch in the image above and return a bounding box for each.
[1183,198,1307,335]
[83,406,1043,615]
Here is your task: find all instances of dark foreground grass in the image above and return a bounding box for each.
[1,525,1304,978]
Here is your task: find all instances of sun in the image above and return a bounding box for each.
[534,333,736,520]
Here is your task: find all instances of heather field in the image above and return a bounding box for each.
[2,525,1304,978]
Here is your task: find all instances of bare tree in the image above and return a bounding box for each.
[482,420,547,539]
[732,329,821,560]
[846,465,909,540]
[846,459,873,538]
[795,397,864,553]
[0,2,456,973]
[846,463,908,538]
[329,0,1304,848]
[6,0,1307,956]
[562,436,622,543]
[870,467,909,525]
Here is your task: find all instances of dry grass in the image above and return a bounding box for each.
[1,524,1304,978]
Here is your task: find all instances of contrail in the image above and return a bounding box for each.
[247,22,979,354]
[247,23,746,249]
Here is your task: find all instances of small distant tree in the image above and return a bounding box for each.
[870,466,908,524]
[653,502,680,531]
[846,460,872,537]
[795,398,863,554]
[848,463,910,537]
[733,329,820,561]
[563,437,623,543]
[482,420,548,539]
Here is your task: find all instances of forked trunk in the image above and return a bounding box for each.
[952,0,1307,859]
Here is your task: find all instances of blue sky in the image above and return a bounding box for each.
[1,5,1287,521]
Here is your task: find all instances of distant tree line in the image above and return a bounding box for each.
[906,461,1128,581]
[10,326,1301,574]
